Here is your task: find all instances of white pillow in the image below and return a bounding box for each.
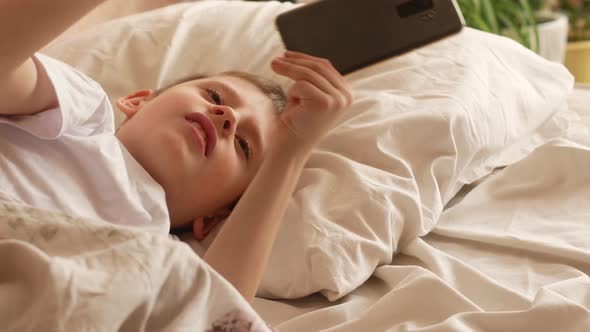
[43,1,574,300]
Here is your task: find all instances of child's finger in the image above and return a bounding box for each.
[283,52,353,106]
[271,58,339,97]
[284,51,340,73]
[280,80,334,138]
[288,80,329,107]
[277,56,348,98]
[285,50,331,65]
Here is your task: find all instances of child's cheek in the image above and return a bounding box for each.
[209,154,243,186]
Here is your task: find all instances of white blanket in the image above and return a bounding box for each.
[252,87,590,331]
[3,90,586,332]
[7,1,589,329]
[43,1,576,300]
[0,202,271,332]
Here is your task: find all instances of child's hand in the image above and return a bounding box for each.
[270,51,353,150]
[204,52,351,301]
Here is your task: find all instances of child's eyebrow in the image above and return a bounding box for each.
[215,81,242,107]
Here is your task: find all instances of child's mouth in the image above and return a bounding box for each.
[186,120,207,156]
[185,112,218,157]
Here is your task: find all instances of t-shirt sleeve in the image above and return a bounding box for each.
[0,53,115,139]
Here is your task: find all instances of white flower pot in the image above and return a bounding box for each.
[535,12,569,63]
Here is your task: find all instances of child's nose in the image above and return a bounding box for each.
[209,105,237,137]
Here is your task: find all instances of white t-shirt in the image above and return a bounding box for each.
[0,53,170,235]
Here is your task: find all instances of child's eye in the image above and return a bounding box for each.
[206,89,223,105]
[235,135,251,160]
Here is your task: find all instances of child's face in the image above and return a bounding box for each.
[115,76,279,229]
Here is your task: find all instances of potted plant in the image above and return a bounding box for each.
[458,0,569,63]
[555,0,590,83]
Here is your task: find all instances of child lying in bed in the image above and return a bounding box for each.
[0,0,352,302]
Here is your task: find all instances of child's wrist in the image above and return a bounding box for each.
[267,130,314,162]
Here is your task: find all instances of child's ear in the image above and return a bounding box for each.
[115,89,153,119]
[192,208,232,241]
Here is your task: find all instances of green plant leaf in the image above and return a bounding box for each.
[481,0,500,33]
[458,0,541,49]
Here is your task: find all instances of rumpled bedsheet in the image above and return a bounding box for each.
[254,90,590,331]
[0,202,271,332]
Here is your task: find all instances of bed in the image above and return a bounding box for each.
[3,1,589,331]
[251,84,590,331]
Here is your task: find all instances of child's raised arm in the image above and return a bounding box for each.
[0,0,106,116]
[203,51,353,302]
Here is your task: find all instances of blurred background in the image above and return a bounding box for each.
[61,0,590,83]
[454,0,590,83]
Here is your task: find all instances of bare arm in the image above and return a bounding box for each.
[43,0,182,52]
[204,52,353,302]
[0,0,106,116]
[204,138,310,301]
